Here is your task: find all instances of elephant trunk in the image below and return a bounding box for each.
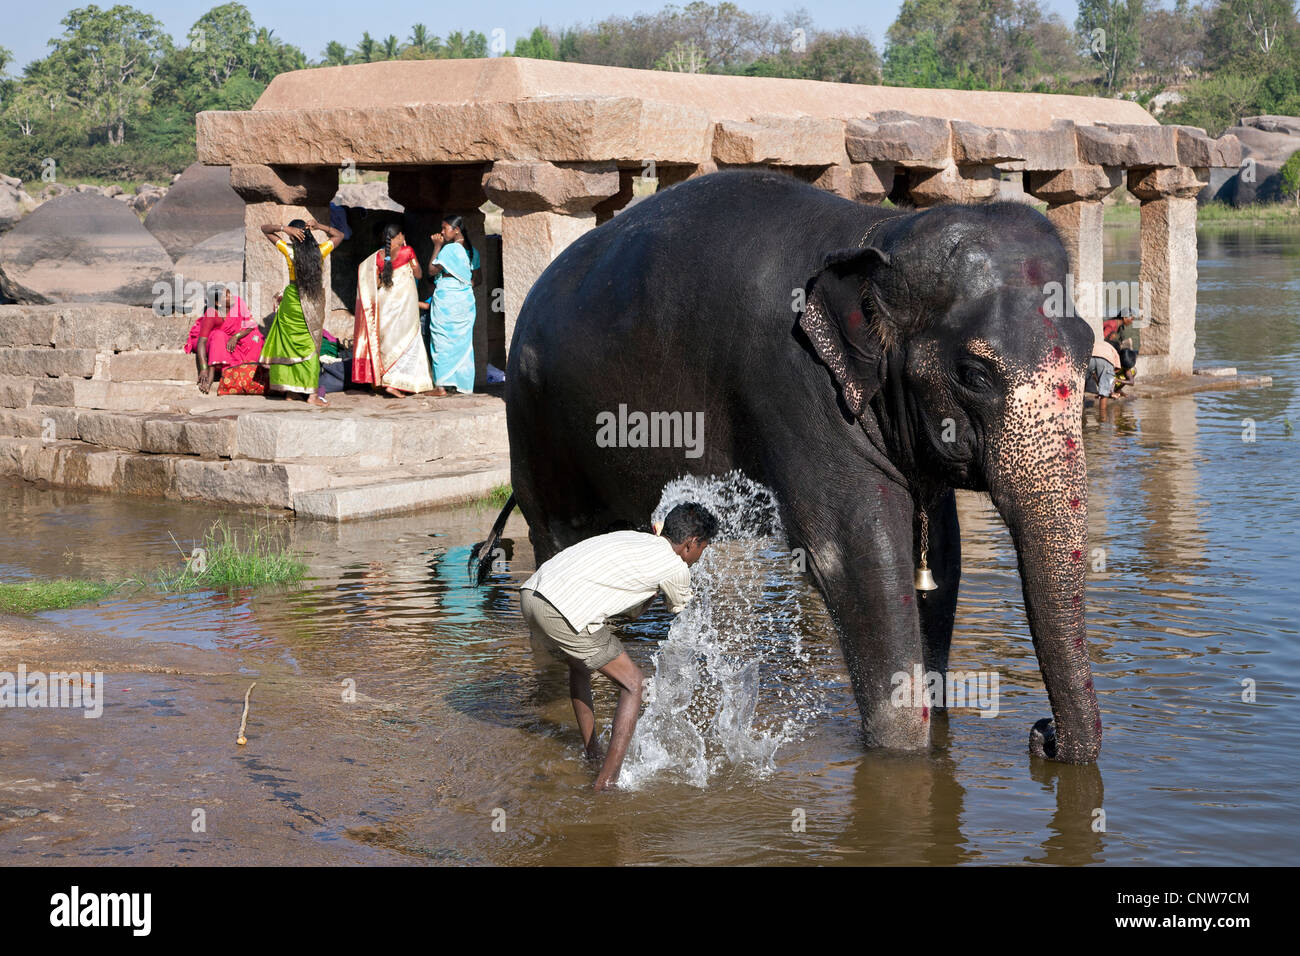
[987,361,1101,764]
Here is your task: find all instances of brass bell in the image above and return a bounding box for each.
[915,509,939,591]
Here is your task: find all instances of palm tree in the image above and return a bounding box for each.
[322,40,350,66]
[409,24,432,54]
[358,32,377,63]
[382,34,401,60]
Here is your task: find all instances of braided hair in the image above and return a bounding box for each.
[379,223,401,289]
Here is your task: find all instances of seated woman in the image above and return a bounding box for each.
[185,284,265,395]
[425,215,479,397]
[259,217,344,406]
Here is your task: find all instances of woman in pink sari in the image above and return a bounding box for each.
[184,285,266,395]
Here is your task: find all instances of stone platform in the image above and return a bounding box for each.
[0,304,509,520]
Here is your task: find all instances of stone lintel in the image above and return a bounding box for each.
[950,121,1023,165]
[845,111,951,168]
[198,98,713,168]
[1025,165,1123,204]
[1171,126,1244,168]
[1078,123,1178,168]
[712,115,845,167]
[229,164,340,205]
[483,160,620,214]
[1128,166,1209,201]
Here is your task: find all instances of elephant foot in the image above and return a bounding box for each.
[861,704,932,752]
[1030,717,1057,760]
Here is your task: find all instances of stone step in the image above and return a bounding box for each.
[0,437,330,509]
[0,399,508,467]
[100,350,198,383]
[0,346,198,383]
[0,437,510,519]
[0,347,98,378]
[293,454,511,521]
[234,404,507,465]
[0,304,192,351]
[0,406,238,457]
[0,376,199,411]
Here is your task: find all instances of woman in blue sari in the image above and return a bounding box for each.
[425,215,479,396]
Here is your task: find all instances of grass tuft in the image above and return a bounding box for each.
[0,579,124,615]
[474,483,513,513]
[154,519,307,593]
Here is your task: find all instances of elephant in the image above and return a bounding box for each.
[473,170,1100,764]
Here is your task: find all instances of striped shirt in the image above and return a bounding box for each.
[522,531,693,634]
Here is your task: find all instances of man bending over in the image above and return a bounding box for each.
[519,503,720,790]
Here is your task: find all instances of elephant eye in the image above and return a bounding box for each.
[958,362,994,392]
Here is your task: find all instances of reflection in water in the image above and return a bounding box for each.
[1,226,1298,864]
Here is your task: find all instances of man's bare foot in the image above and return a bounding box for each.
[593,777,617,791]
[429,386,447,397]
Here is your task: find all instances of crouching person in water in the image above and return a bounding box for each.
[519,503,720,791]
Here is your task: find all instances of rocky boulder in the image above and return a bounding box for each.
[1215,115,1300,205]
[173,227,243,285]
[1,179,40,233]
[144,163,243,260]
[333,181,402,211]
[0,193,173,305]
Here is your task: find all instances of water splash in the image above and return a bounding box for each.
[619,472,825,789]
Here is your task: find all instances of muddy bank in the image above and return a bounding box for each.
[1,616,455,865]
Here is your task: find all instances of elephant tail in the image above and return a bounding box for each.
[468,493,516,585]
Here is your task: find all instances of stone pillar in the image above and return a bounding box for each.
[483,161,620,351]
[906,160,1001,207]
[1128,166,1207,378]
[230,164,339,320]
[1025,165,1123,338]
[811,161,894,203]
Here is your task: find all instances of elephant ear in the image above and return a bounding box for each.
[798,246,895,419]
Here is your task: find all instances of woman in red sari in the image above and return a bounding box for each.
[353,224,434,397]
[185,285,266,395]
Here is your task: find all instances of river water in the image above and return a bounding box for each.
[1,224,1297,865]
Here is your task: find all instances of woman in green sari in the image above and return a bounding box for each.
[259,217,344,406]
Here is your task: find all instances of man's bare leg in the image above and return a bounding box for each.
[569,664,601,759]
[593,652,644,791]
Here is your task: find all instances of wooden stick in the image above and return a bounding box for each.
[236,682,257,746]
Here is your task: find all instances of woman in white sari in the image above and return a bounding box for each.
[353,224,434,397]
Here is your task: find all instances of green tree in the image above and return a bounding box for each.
[382,34,401,59]
[357,32,378,63]
[441,31,488,58]
[45,4,174,145]
[513,27,558,59]
[322,40,351,66]
[408,24,436,56]
[1160,71,1263,136]
[1280,149,1300,206]
[1076,0,1145,93]
[1206,0,1300,70]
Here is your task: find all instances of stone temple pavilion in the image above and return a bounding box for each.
[198,57,1242,379]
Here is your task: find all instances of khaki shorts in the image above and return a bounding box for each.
[520,588,624,672]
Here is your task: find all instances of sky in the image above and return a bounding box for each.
[3,0,1087,74]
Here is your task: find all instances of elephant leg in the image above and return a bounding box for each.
[787,478,932,752]
[915,489,961,707]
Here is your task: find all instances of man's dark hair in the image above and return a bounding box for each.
[660,503,719,545]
